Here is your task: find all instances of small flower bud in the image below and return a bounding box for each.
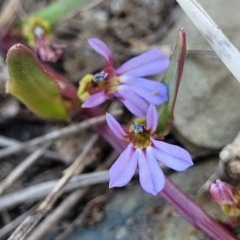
[22,17,65,62]
[209,179,240,217]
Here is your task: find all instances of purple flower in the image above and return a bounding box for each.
[80,38,170,117]
[106,103,193,195]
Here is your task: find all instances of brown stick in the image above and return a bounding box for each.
[0,109,122,159]
[7,134,98,240]
[0,135,63,161]
[26,189,87,240]
[0,206,37,240]
[0,171,109,211]
[0,142,51,196]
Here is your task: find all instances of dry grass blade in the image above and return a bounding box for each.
[0,206,37,240]
[0,109,122,159]
[0,136,19,147]
[56,195,106,240]
[26,189,87,240]
[0,135,63,161]
[27,150,117,239]
[0,142,52,196]
[7,134,99,240]
[0,171,109,211]
[176,0,240,82]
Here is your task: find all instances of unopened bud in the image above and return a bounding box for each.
[209,179,240,217]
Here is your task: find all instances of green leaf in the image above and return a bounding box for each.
[157,28,187,136]
[23,0,93,26]
[6,44,70,120]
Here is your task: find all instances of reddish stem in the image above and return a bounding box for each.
[160,178,238,240]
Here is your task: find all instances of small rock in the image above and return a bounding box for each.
[159,0,240,150]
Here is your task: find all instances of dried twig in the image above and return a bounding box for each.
[176,0,240,82]
[8,134,98,240]
[0,109,122,159]
[55,195,106,240]
[27,149,117,239]
[0,135,62,161]
[0,136,19,147]
[0,171,109,211]
[0,142,52,196]
[0,206,37,240]
[27,150,117,239]
[26,189,87,240]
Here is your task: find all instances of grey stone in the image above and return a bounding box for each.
[160,0,240,149]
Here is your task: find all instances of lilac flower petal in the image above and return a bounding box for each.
[116,50,170,77]
[138,149,165,195]
[115,87,149,117]
[106,113,128,140]
[118,81,167,106]
[120,76,167,92]
[88,38,114,65]
[151,140,193,171]
[146,103,158,131]
[81,91,108,108]
[109,144,138,187]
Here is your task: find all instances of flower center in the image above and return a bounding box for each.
[128,119,152,149]
[133,123,143,134]
[92,70,120,94]
[93,71,108,83]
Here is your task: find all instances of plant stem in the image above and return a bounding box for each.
[161,178,238,240]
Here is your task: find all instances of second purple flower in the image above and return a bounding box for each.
[106,103,193,195]
[78,38,170,117]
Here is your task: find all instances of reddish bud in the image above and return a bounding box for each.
[209,179,240,217]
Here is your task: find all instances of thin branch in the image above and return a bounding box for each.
[0,206,37,240]
[0,142,52,196]
[0,171,109,211]
[8,134,98,240]
[27,149,117,240]
[176,0,240,83]
[26,189,87,240]
[55,195,106,240]
[0,136,19,147]
[0,109,122,159]
[27,149,116,240]
[0,135,62,161]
